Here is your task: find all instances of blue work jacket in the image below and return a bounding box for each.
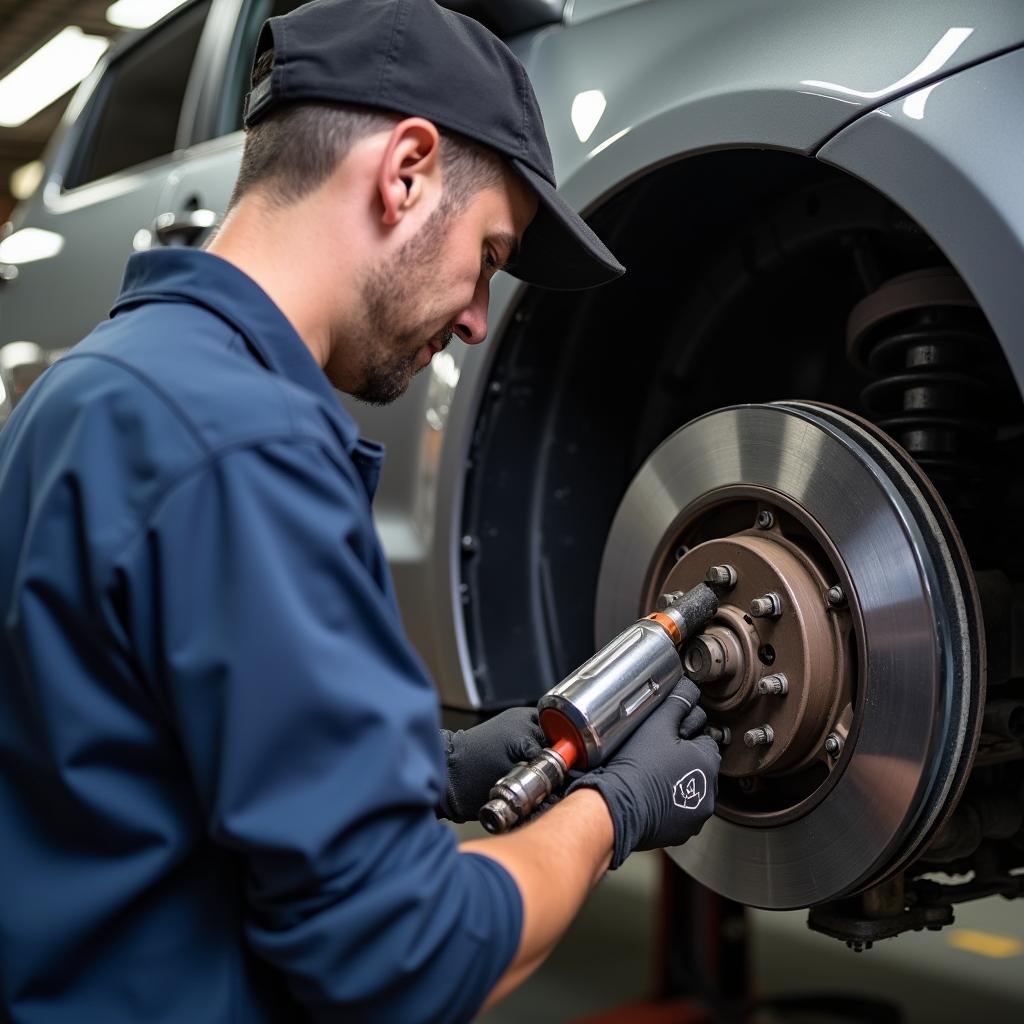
[0,249,521,1023]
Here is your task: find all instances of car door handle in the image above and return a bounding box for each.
[152,209,217,247]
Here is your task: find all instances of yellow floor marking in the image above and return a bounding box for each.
[947,929,1023,959]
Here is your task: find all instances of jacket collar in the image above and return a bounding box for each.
[111,248,362,450]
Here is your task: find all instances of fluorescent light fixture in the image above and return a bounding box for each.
[571,90,607,144]
[106,0,189,30]
[0,27,109,128]
[0,228,65,265]
[10,160,44,201]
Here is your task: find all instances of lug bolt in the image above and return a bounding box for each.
[825,732,843,757]
[757,672,789,696]
[826,585,846,608]
[756,510,775,530]
[705,564,738,589]
[705,725,732,746]
[657,591,685,611]
[744,724,775,748]
[750,592,782,618]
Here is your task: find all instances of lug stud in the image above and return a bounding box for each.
[756,510,775,530]
[826,585,846,608]
[825,732,843,757]
[705,564,738,588]
[705,725,732,746]
[657,591,685,611]
[750,592,782,618]
[757,672,789,696]
[744,724,775,748]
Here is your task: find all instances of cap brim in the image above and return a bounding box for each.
[509,159,625,291]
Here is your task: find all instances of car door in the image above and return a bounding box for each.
[0,0,214,365]
[153,0,304,251]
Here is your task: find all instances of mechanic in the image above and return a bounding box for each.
[0,1,719,1021]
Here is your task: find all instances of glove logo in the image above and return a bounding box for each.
[672,769,707,811]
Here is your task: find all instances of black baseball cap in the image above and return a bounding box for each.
[243,0,625,291]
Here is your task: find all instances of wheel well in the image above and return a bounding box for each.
[459,149,1024,709]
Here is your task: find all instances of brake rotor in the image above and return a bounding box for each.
[595,402,984,909]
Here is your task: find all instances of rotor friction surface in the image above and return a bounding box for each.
[595,402,976,909]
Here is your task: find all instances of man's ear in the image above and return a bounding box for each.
[377,118,442,227]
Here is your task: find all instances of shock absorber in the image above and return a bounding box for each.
[846,267,1001,501]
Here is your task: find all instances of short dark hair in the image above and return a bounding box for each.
[228,49,506,211]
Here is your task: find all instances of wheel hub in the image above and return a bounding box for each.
[662,523,853,798]
[595,402,983,909]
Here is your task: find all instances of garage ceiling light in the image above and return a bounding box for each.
[106,0,189,30]
[10,161,45,202]
[0,27,109,128]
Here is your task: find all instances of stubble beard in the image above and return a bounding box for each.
[349,204,457,406]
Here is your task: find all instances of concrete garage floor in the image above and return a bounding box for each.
[454,822,1024,1024]
[750,894,1024,1024]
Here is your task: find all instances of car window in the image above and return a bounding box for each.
[64,0,213,189]
[225,0,307,134]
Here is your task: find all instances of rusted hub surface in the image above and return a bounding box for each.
[662,530,851,781]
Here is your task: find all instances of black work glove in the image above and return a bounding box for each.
[438,707,546,823]
[567,677,719,869]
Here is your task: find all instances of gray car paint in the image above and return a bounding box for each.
[819,47,1024,396]
[427,0,1024,707]
[2,0,1023,710]
[566,0,650,25]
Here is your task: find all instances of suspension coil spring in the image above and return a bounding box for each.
[846,267,999,498]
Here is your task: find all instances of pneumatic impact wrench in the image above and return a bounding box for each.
[479,582,720,834]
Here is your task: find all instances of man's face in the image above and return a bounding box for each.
[333,168,537,405]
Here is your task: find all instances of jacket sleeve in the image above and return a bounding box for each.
[115,438,522,1023]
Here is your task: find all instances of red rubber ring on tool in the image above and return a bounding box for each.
[645,611,682,646]
[539,709,584,770]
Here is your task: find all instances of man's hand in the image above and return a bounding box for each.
[461,681,717,1009]
[439,708,546,823]
[567,677,719,868]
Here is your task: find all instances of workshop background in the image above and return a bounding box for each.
[0,0,127,221]
[1,2,1023,1022]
